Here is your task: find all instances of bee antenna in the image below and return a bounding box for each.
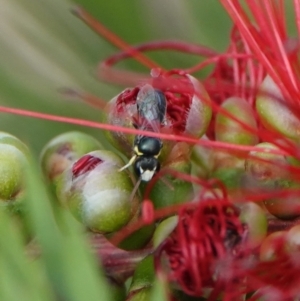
[118,155,137,172]
[129,177,142,203]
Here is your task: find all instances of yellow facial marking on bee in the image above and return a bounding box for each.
[134,145,143,156]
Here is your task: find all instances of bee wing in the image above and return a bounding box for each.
[136,84,167,133]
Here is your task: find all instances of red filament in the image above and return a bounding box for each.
[155,199,245,297]
[72,155,103,179]
[114,72,193,134]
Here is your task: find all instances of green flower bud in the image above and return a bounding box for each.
[40,131,103,182]
[239,202,267,248]
[183,75,212,139]
[0,143,29,203]
[127,255,155,301]
[211,150,245,192]
[215,97,258,145]
[103,90,136,157]
[153,216,178,249]
[191,135,214,179]
[245,142,300,219]
[245,142,288,182]
[56,150,139,233]
[109,208,155,250]
[0,131,30,157]
[263,180,300,220]
[256,75,300,142]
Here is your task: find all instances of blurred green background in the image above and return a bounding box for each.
[0,0,232,157]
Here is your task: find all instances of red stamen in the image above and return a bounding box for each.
[0,104,288,156]
[59,88,107,110]
[72,6,159,70]
[115,87,140,114]
[141,199,155,225]
[155,199,245,297]
[72,155,103,179]
[295,0,300,36]
[102,40,218,69]
[220,0,300,106]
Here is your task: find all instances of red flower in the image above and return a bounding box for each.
[155,198,245,298]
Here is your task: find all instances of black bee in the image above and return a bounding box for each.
[119,84,167,181]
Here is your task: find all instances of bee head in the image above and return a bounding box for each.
[134,156,160,182]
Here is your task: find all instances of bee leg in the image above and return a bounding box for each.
[118,155,137,172]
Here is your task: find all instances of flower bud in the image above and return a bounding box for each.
[0,131,30,157]
[109,209,155,251]
[0,142,29,204]
[286,225,300,252]
[183,75,212,139]
[245,142,300,219]
[40,131,103,182]
[256,75,300,142]
[103,89,137,157]
[239,202,267,248]
[211,149,245,193]
[191,135,214,179]
[245,142,288,182]
[56,150,139,233]
[215,96,258,145]
[259,231,287,261]
[153,216,178,249]
[127,255,155,301]
[263,181,300,220]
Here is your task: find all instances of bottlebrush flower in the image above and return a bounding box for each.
[3,2,300,301]
[154,197,246,298]
[220,0,300,148]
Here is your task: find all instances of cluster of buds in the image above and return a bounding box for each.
[40,1,300,300]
